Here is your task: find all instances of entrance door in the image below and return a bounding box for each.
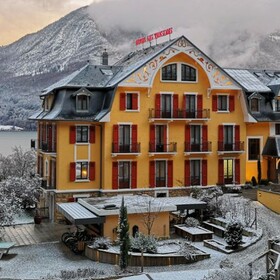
[224,159,234,184]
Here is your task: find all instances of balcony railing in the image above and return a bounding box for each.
[112,143,141,154]
[185,142,212,153]
[190,176,201,186]
[41,141,56,153]
[149,142,177,153]
[218,141,245,152]
[149,109,210,120]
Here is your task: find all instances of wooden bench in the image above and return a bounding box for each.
[0,242,15,259]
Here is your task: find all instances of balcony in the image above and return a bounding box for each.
[112,143,141,156]
[217,141,245,154]
[184,142,212,154]
[149,109,210,121]
[41,141,56,153]
[149,142,177,156]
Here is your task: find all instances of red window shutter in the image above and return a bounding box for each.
[197,95,203,118]
[235,125,240,151]
[183,95,187,118]
[163,125,167,152]
[69,126,76,144]
[89,162,95,181]
[149,161,155,188]
[53,124,57,152]
[229,95,235,112]
[132,125,137,152]
[89,126,96,144]
[185,125,191,152]
[150,125,156,152]
[131,162,137,189]
[202,125,208,151]
[173,94,179,118]
[185,160,190,186]
[218,125,224,151]
[132,93,138,110]
[113,125,119,153]
[167,160,173,188]
[218,159,224,185]
[212,95,217,112]
[70,162,76,182]
[112,162,118,189]
[38,123,41,149]
[202,160,207,186]
[155,94,161,118]
[235,159,240,184]
[120,92,126,111]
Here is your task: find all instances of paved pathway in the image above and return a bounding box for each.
[2,221,70,246]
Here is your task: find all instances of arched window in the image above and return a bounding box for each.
[161,64,177,81]
[250,98,260,112]
[181,64,197,82]
[132,225,139,237]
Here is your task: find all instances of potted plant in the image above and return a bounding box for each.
[34,209,42,224]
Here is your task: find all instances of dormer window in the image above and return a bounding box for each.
[250,98,260,112]
[76,94,89,112]
[275,99,280,112]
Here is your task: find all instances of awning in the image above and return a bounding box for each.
[57,203,105,225]
[262,137,280,158]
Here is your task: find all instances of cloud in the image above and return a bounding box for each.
[0,0,93,46]
[87,0,280,66]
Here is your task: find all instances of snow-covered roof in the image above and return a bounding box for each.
[225,69,271,92]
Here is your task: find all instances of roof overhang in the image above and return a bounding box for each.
[262,137,280,158]
[57,202,105,225]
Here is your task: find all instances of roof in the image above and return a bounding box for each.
[224,69,271,92]
[56,202,105,225]
[78,195,206,216]
[262,137,280,157]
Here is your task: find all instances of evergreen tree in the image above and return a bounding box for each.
[119,197,130,270]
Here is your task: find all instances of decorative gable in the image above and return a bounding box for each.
[119,37,241,90]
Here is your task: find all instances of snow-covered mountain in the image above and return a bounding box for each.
[1,6,280,129]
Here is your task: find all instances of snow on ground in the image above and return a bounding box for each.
[0,201,279,279]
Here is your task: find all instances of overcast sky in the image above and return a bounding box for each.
[1,0,280,66]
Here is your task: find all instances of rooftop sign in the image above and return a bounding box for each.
[135,27,173,46]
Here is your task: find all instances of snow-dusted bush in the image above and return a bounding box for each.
[184,217,200,227]
[202,267,250,280]
[224,221,243,249]
[91,237,112,250]
[130,233,158,254]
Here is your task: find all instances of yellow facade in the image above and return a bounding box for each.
[258,190,280,214]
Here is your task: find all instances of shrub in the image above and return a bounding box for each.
[185,217,200,227]
[224,221,243,249]
[130,233,157,254]
[91,237,112,250]
[251,176,257,186]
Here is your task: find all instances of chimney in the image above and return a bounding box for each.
[102,49,108,65]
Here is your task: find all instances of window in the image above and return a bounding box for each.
[248,138,260,160]
[118,161,130,189]
[276,124,280,135]
[112,161,137,189]
[190,160,201,185]
[156,160,167,187]
[250,98,260,112]
[218,95,228,111]
[181,64,196,81]
[126,93,138,110]
[275,100,280,112]
[161,94,172,118]
[76,162,89,180]
[76,126,88,143]
[224,125,234,151]
[190,125,201,152]
[76,94,89,111]
[161,64,177,81]
[224,159,234,184]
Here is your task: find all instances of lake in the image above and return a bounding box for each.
[0,131,37,156]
